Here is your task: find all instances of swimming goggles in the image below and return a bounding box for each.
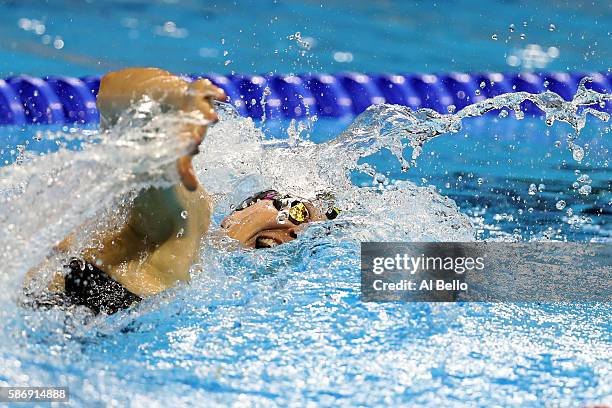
[234,189,340,223]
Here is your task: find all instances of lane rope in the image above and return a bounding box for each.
[0,72,609,125]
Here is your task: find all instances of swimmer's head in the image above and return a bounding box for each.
[221,190,340,249]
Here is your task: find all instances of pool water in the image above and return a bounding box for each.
[1,102,610,407]
[0,1,611,407]
[1,0,611,77]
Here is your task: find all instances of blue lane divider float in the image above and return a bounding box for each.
[0,72,610,125]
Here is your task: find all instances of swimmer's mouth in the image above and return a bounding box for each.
[255,236,282,249]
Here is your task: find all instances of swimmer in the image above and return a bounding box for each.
[24,68,339,315]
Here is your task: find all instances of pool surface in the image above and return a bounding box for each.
[0,1,611,407]
[1,0,611,77]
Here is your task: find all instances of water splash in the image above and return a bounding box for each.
[328,77,609,175]
[0,79,610,299]
[0,78,610,407]
[0,100,208,296]
[202,79,610,249]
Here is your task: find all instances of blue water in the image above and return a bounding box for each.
[0,1,611,407]
[0,0,611,77]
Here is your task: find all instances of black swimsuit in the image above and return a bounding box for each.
[63,259,141,315]
[26,259,141,315]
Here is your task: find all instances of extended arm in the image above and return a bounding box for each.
[90,68,224,296]
[27,68,225,298]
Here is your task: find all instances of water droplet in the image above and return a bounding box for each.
[554,140,561,148]
[556,200,566,210]
[509,24,515,33]
[572,146,584,161]
[491,34,498,41]
[566,208,573,216]
[498,109,509,118]
[224,60,232,66]
[181,210,188,219]
[528,183,537,195]
[577,174,591,183]
[480,81,486,89]
[572,182,580,189]
[447,105,456,113]
[549,24,556,31]
[538,183,545,191]
[475,89,481,96]
[477,178,484,185]
[520,33,526,40]
[578,185,592,195]
[53,36,64,49]
[176,228,184,238]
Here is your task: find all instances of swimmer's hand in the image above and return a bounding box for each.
[177,78,227,191]
[97,68,227,191]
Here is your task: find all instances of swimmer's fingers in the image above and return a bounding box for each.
[176,79,226,191]
[191,78,227,102]
[184,79,227,123]
[176,124,204,191]
[204,79,227,102]
[177,156,198,191]
[183,122,205,151]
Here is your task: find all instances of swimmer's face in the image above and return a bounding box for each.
[221,198,326,249]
